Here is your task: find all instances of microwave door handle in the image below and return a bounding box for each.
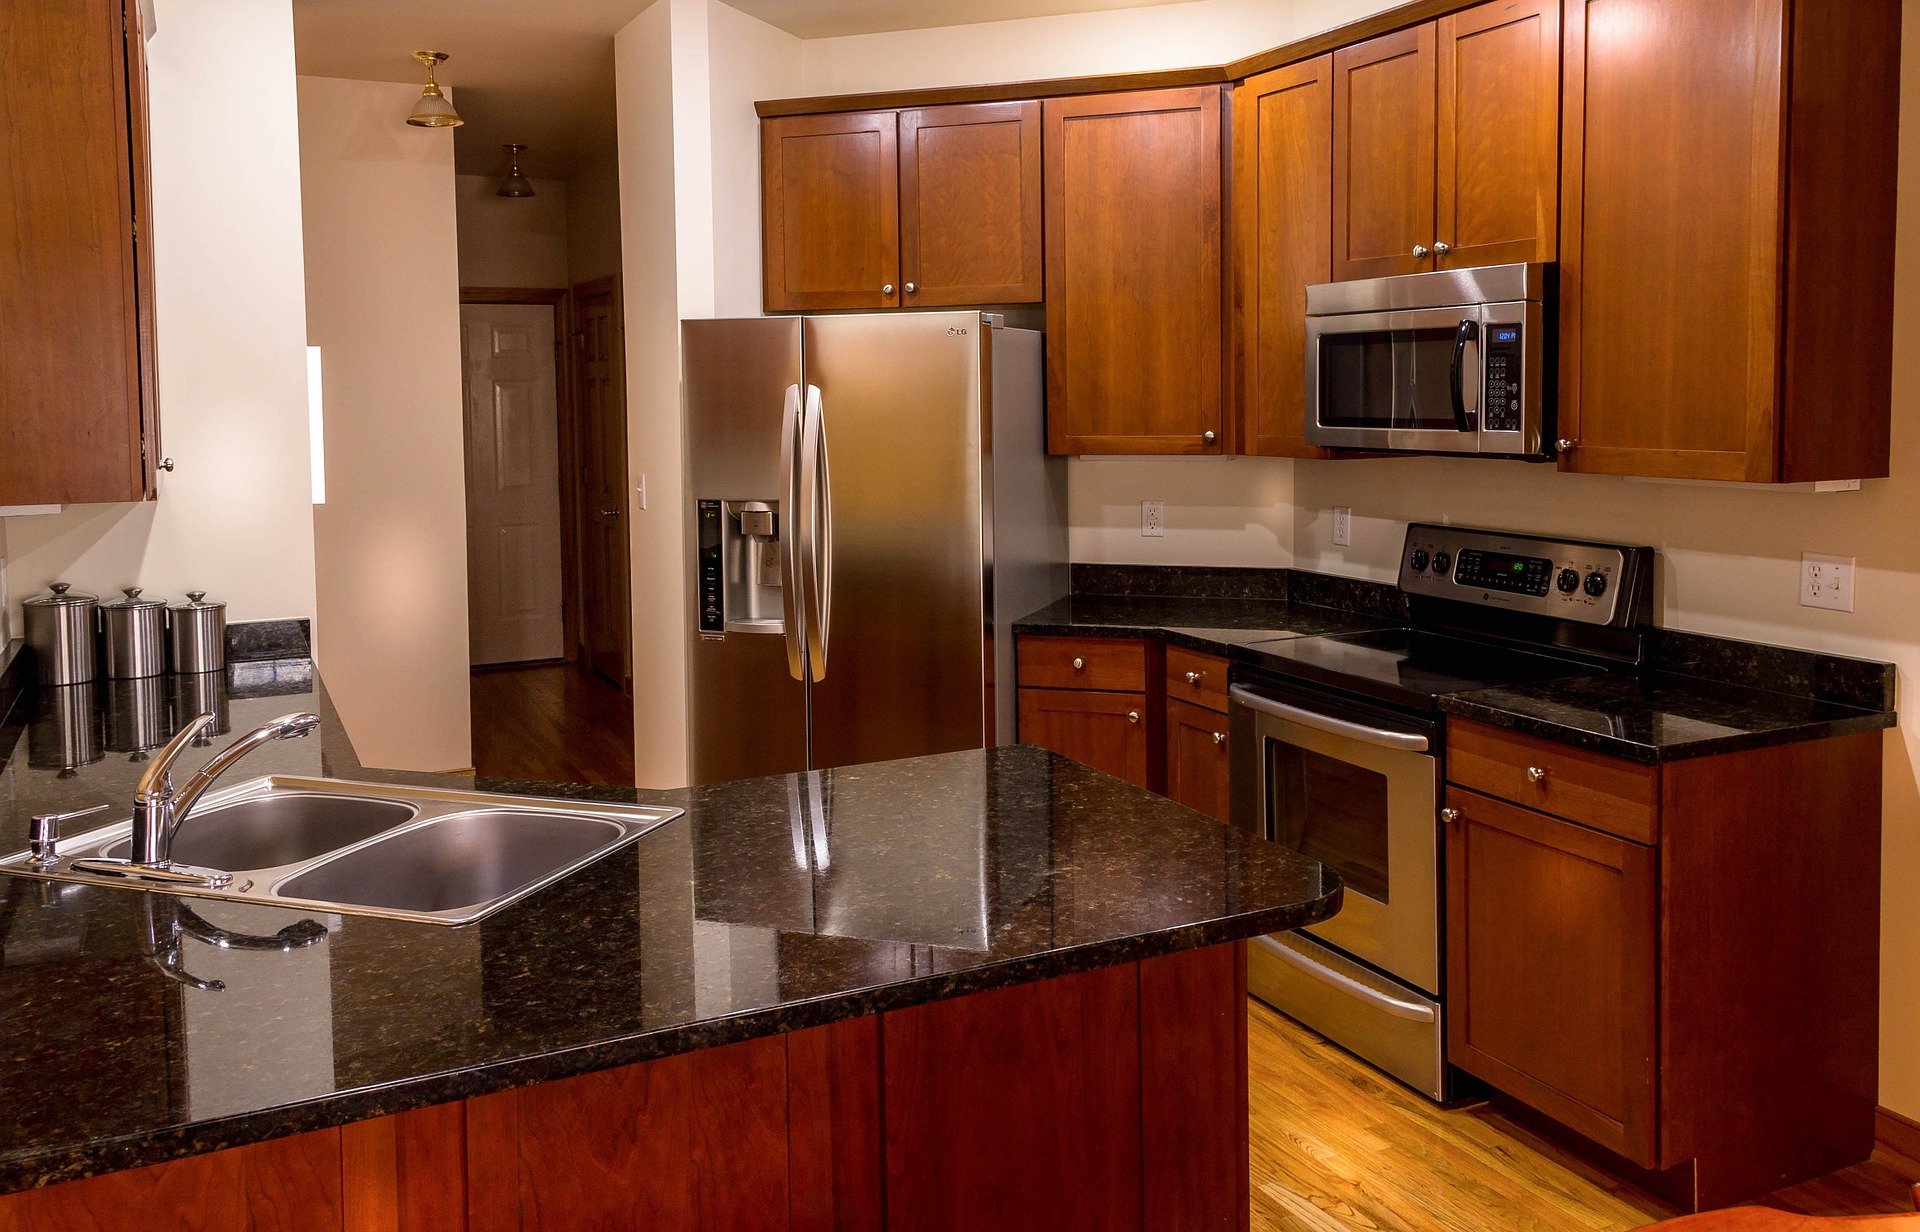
[1449,318,1478,432]
[1229,686,1431,753]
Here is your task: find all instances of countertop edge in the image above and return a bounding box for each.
[1437,695,1899,764]
[0,890,1341,1196]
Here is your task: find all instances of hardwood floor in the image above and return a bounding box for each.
[470,662,634,787]
[1249,1000,1916,1231]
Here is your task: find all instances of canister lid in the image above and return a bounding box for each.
[168,590,225,612]
[101,586,166,610]
[24,582,97,608]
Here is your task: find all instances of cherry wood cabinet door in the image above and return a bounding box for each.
[1332,24,1437,281]
[1043,88,1225,455]
[1017,687,1150,789]
[1435,0,1560,269]
[1556,0,1784,481]
[1446,787,1658,1166]
[1166,697,1231,821]
[899,102,1043,305]
[1233,57,1334,459]
[762,112,900,311]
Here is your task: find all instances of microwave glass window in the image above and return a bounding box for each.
[1318,328,1464,431]
[1266,739,1390,901]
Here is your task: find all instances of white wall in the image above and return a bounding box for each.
[298,76,472,773]
[454,174,571,289]
[566,155,625,287]
[3,0,317,632]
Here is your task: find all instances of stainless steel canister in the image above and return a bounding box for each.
[167,591,227,674]
[22,583,99,685]
[100,587,167,680]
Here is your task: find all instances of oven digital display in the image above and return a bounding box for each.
[1454,548,1552,596]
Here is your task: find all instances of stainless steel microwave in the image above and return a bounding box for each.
[1304,263,1551,457]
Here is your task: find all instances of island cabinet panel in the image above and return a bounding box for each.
[1232,56,1334,460]
[342,1104,466,1232]
[761,111,901,311]
[1332,24,1437,282]
[1043,87,1226,455]
[1140,941,1249,1232]
[898,102,1043,305]
[787,1017,884,1232]
[1556,0,1898,482]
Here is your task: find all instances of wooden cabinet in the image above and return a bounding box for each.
[1332,0,1558,281]
[1166,698,1231,821]
[1232,57,1334,459]
[1,0,160,505]
[1043,88,1225,455]
[1444,718,1884,1210]
[1556,0,1897,482]
[762,103,1041,312]
[1016,635,1160,791]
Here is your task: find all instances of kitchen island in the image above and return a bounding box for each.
[0,649,1340,1230]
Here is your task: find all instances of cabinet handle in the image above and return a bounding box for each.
[157,457,176,473]
[882,284,895,295]
[1440,807,1460,825]
[1433,242,1452,256]
[1413,244,1431,258]
[1127,711,1140,724]
[1526,766,1549,784]
[1203,430,1217,444]
[1211,731,1227,746]
[1185,671,1202,685]
[1555,439,1577,454]
[905,282,917,294]
[1071,657,1085,671]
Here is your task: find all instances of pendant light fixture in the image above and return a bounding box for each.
[405,51,462,128]
[497,144,536,198]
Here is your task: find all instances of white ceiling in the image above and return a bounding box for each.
[731,0,1196,38]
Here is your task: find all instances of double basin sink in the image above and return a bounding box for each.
[0,778,683,925]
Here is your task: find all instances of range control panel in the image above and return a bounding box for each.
[1399,524,1652,628]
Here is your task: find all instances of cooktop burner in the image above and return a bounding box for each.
[1248,627,1605,711]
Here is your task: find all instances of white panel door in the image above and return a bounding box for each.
[461,302,565,665]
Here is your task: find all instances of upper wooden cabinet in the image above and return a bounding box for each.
[1233,57,1334,459]
[1332,0,1559,281]
[1,0,160,505]
[761,103,1042,312]
[1557,0,1898,482]
[1044,87,1226,455]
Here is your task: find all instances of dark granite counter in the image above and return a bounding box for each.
[0,655,1340,1194]
[1014,593,1391,655]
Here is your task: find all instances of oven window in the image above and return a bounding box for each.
[1318,327,1466,431]
[1266,740,1390,901]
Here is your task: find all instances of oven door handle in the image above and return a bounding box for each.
[1255,936,1438,1023]
[1230,686,1431,753]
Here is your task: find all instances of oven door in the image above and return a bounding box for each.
[1229,682,1441,995]
[1306,303,1517,455]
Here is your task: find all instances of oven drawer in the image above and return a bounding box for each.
[1016,636,1148,692]
[1446,719,1657,844]
[1166,647,1229,713]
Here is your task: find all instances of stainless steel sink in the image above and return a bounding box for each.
[0,777,682,926]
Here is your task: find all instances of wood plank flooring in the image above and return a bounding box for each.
[1249,1000,1916,1231]
[469,662,634,787]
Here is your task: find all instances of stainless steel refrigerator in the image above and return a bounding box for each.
[682,312,1066,785]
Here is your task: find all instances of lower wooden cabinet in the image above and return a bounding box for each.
[1017,686,1151,790]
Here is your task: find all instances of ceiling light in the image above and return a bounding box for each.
[405,51,461,128]
[497,144,536,198]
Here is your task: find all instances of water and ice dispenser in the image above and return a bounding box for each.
[696,498,783,635]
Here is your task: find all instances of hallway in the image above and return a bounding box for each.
[470,663,634,787]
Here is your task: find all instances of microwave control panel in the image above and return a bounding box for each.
[1399,524,1653,628]
[1481,325,1525,433]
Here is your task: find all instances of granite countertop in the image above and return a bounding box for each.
[1014,593,1392,654]
[0,657,1341,1193]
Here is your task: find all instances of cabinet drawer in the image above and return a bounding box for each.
[1166,647,1230,713]
[1447,719,1657,844]
[1017,637,1148,692]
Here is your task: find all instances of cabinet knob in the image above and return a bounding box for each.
[882,284,895,295]
[1433,241,1452,256]
[1071,657,1085,671]
[1555,439,1577,454]
[157,457,176,473]
[1185,671,1202,685]
[1202,430,1217,444]
[1440,807,1461,825]
[1127,710,1140,724]
[1212,731,1227,746]
[905,282,917,294]
[1413,244,1431,258]
[1526,766,1549,784]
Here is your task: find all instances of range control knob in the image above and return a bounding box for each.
[1557,568,1580,594]
[1410,549,1430,573]
[1584,571,1609,598]
[1432,551,1453,576]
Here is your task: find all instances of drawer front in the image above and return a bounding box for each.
[1447,719,1658,844]
[1017,687,1151,789]
[1017,636,1149,692]
[1166,647,1230,713]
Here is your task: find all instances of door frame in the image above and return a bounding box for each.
[458,286,580,664]
[567,274,633,689]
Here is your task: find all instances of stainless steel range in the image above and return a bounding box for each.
[1228,525,1653,1099]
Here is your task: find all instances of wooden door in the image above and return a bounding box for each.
[1435,0,1560,268]
[1017,688,1150,789]
[1446,787,1658,1165]
[899,102,1043,305]
[762,112,900,311]
[573,283,631,687]
[1557,0,1785,481]
[0,0,155,504]
[1332,24,1438,281]
[1165,698,1231,821]
[1043,88,1225,455]
[1233,57,1334,459]
[460,303,566,666]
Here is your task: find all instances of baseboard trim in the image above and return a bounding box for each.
[1877,1107,1920,1180]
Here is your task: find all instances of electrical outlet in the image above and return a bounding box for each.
[1332,507,1352,547]
[1800,553,1855,612]
[1141,500,1165,538]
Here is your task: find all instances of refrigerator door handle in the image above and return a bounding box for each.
[777,383,807,682]
[798,384,832,682]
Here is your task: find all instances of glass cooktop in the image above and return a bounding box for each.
[1246,628,1605,711]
